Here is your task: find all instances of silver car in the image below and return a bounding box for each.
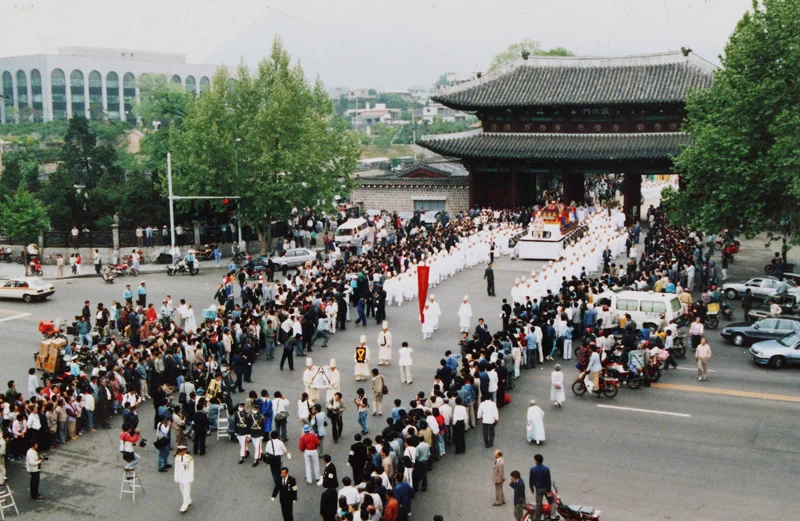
[271,248,316,268]
[748,332,800,369]
[722,277,797,300]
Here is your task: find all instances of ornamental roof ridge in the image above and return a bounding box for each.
[420,128,484,143]
[438,51,715,98]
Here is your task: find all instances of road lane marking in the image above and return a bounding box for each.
[0,312,31,323]
[652,383,800,404]
[674,367,717,373]
[597,405,691,418]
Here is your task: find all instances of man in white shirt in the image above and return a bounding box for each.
[26,440,43,500]
[338,476,360,508]
[477,396,499,448]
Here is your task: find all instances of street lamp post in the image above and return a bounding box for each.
[234,138,243,246]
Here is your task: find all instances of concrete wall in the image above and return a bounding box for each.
[350,185,469,214]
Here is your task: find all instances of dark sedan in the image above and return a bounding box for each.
[721,318,800,346]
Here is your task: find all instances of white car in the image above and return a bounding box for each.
[722,277,798,300]
[0,277,55,302]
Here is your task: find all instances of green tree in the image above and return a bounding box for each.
[0,182,50,243]
[0,157,23,198]
[372,123,399,152]
[488,39,573,71]
[133,74,191,129]
[664,0,800,243]
[169,37,360,254]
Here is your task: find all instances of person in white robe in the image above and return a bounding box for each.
[457,295,472,333]
[377,322,392,365]
[526,400,546,445]
[422,304,435,339]
[303,358,319,403]
[427,295,442,331]
[354,336,370,381]
[325,359,341,401]
[550,365,565,407]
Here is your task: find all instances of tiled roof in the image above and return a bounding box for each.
[398,160,469,178]
[356,175,469,188]
[419,129,691,161]
[433,52,715,109]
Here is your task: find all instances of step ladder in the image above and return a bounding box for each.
[119,470,145,502]
[0,484,19,519]
[217,407,229,441]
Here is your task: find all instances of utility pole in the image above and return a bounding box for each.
[234,138,243,246]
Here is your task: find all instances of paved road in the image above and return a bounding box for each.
[0,235,797,521]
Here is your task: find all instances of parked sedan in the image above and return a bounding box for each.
[746,295,800,322]
[258,248,317,269]
[0,277,55,302]
[748,332,800,369]
[722,277,797,300]
[721,317,800,346]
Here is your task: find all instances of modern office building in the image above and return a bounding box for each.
[0,47,223,124]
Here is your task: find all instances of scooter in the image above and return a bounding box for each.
[572,370,619,398]
[552,482,601,520]
[28,258,44,276]
[109,263,135,277]
[101,265,116,283]
[0,247,12,262]
[603,362,643,389]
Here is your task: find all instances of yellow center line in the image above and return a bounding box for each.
[652,383,800,404]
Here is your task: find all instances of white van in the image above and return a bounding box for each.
[594,290,684,329]
[335,217,371,245]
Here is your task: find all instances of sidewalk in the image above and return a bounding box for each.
[0,260,229,281]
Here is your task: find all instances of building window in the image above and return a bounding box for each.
[50,69,67,121]
[123,72,136,124]
[171,74,181,85]
[199,76,210,91]
[413,200,446,212]
[185,75,196,94]
[16,70,28,120]
[2,71,14,123]
[88,71,103,120]
[30,69,43,122]
[106,72,120,120]
[70,69,85,117]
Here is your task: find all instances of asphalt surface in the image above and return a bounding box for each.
[0,232,798,521]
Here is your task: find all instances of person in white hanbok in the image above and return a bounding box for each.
[427,295,441,331]
[422,304,435,339]
[526,400,546,445]
[377,322,392,365]
[457,295,472,333]
[185,305,197,333]
[550,365,565,407]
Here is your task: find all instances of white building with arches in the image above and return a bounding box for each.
[0,47,224,124]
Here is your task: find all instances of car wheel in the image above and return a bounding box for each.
[733,333,747,347]
[23,294,32,303]
[769,356,786,369]
[725,289,738,300]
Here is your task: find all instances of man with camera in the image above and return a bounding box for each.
[119,423,143,478]
[26,440,45,500]
[156,416,173,472]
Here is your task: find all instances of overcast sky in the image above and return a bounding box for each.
[3,0,753,90]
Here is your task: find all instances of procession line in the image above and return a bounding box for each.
[596,404,691,418]
[651,383,800,404]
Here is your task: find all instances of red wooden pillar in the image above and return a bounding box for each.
[623,173,642,225]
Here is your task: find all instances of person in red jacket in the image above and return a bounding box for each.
[298,424,320,484]
[119,423,141,477]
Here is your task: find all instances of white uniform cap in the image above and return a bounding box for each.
[330,358,337,367]
[306,357,313,366]
[382,321,389,329]
[360,335,366,343]
[463,295,469,301]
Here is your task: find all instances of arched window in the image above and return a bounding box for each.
[88,71,103,120]
[70,70,85,117]
[50,69,67,121]
[185,75,196,94]
[199,76,210,92]
[123,72,136,124]
[16,71,28,119]
[30,69,43,122]
[106,72,120,120]
[2,71,14,123]
[171,74,181,85]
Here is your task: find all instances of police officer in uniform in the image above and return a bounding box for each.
[249,407,264,466]
[234,404,251,464]
[484,263,495,296]
[271,467,298,521]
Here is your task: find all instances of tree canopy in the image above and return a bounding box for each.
[169,36,359,253]
[488,39,573,71]
[0,182,50,243]
[664,0,800,243]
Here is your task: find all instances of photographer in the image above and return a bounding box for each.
[156,416,173,472]
[26,440,45,500]
[119,423,142,477]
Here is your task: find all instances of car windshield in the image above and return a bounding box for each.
[778,332,800,347]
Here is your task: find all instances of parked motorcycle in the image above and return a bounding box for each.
[671,333,688,359]
[603,362,643,389]
[522,482,601,521]
[109,263,135,277]
[0,247,13,262]
[38,320,66,340]
[167,260,199,276]
[195,243,217,261]
[572,370,619,398]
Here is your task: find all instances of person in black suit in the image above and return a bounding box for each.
[191,400,209,455]
[320,454,338,488]
[320,485,339,521]
[271,467,298,521]
[348,434,367,483]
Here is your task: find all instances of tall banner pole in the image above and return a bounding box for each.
[417,264,430,323]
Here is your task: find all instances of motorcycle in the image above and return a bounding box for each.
[28,258,44,276]
[122,250,146,265]
[671,333,688,359]
[522,482,601,521]
[603,361,643,389]
[705,302,732,328]
[101,265,116,283]
[109,263,135,277]
[572,370,619,398]
[38,320,66,340]
[0,247,12,262]
[195,243,217,261]
[167,260,199,276]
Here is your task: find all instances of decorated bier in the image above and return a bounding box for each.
[515,202,583,261]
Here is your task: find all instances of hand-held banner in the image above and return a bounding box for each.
[417,265,430,323]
